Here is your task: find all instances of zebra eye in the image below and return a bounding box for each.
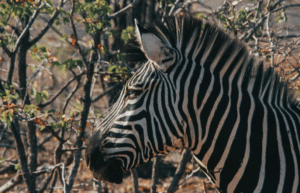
[126,89,142,99]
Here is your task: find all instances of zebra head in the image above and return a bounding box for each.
[86,16,190,183]
[86,14,242,184]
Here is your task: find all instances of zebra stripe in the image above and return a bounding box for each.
[86,14,300,193]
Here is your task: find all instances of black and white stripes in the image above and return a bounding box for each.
[86,14,300,193]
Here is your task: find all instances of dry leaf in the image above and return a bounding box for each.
[103,75,109,82]
[34,81,38,88]
[71,37,76,46]
[53,56,58,62]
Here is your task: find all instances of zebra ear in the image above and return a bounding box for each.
[135,19,175,72]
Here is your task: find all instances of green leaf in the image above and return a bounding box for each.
[0,158,5,165]
[110,29,118,35]
[35,92,43,104]
[31,88,35,96]
[48,109,56,113]
[42,90,48,100]
[61,34,68,40]
[55,20,61,30]
[63,17,70,24]
[15,164,21,171]
[266,54,271,62]
[38,47,47,52]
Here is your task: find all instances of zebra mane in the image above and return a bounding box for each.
[125,14,299,106]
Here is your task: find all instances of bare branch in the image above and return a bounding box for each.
[270,0,284,10]
[66,20,98,193]
[28,0,65,47]
[62,81,80,114]
[10,120,35,191]
[131,168,139,193]
[6,52,16,85]
[92,82,122,103]
[1,42,13,57]
[13,1,44,52]
[39,16,86,48]
[60,147,86,152]
[168,0,180,16]
[179,167,201,186]
[151,156,161,193]
[0,171,22,193]
[266,0,275,67]
[108,0,142,19]
[38,72,84,108]
[167,149,192,193]
[70,0,88,67]
[44,126,65,143]
[0,143,16,149]
[241,15,268,42]
[271,4,300,14]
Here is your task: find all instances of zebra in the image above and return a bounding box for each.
[86,14,300,193]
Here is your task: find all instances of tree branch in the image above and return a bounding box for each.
[1,42,13,57]
[91,82,122,103]
[62,81,80,114]
[38,72,84,108]
[151,156,161,193]
[6,52,16,85]
[0,171,22,193]
[60,147,86,152]
[13,1,44,52]
[10,120,35,192]
[70,0,88,67]
[271,4,300,14]
[66,3,98,188]
[167,149,192,193]
[28,0,65,47]
[107,0,142,19]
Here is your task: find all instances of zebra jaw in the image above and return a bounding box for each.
[86,131,125,184]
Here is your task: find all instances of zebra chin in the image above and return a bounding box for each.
[86,131,125,184]
[89,158,124,184]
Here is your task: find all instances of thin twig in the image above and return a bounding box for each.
[266,0,275,67]
[62,163,67,193]
[167,149,192,193]
[28,0,65,47]
[70,0,88,67]
[13,1,43,52]
[151,156,161,193]
[108,0,142,19]
[10,120,34,191]
[91,82,122,103]
[131,168,139,193]
[60,147,86,152]
[270,4,300,14]
[38,72,84,108]
[0,171,22,193]
[178,167,201,186]
[62,81,80,114]
[0,143,16,149]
